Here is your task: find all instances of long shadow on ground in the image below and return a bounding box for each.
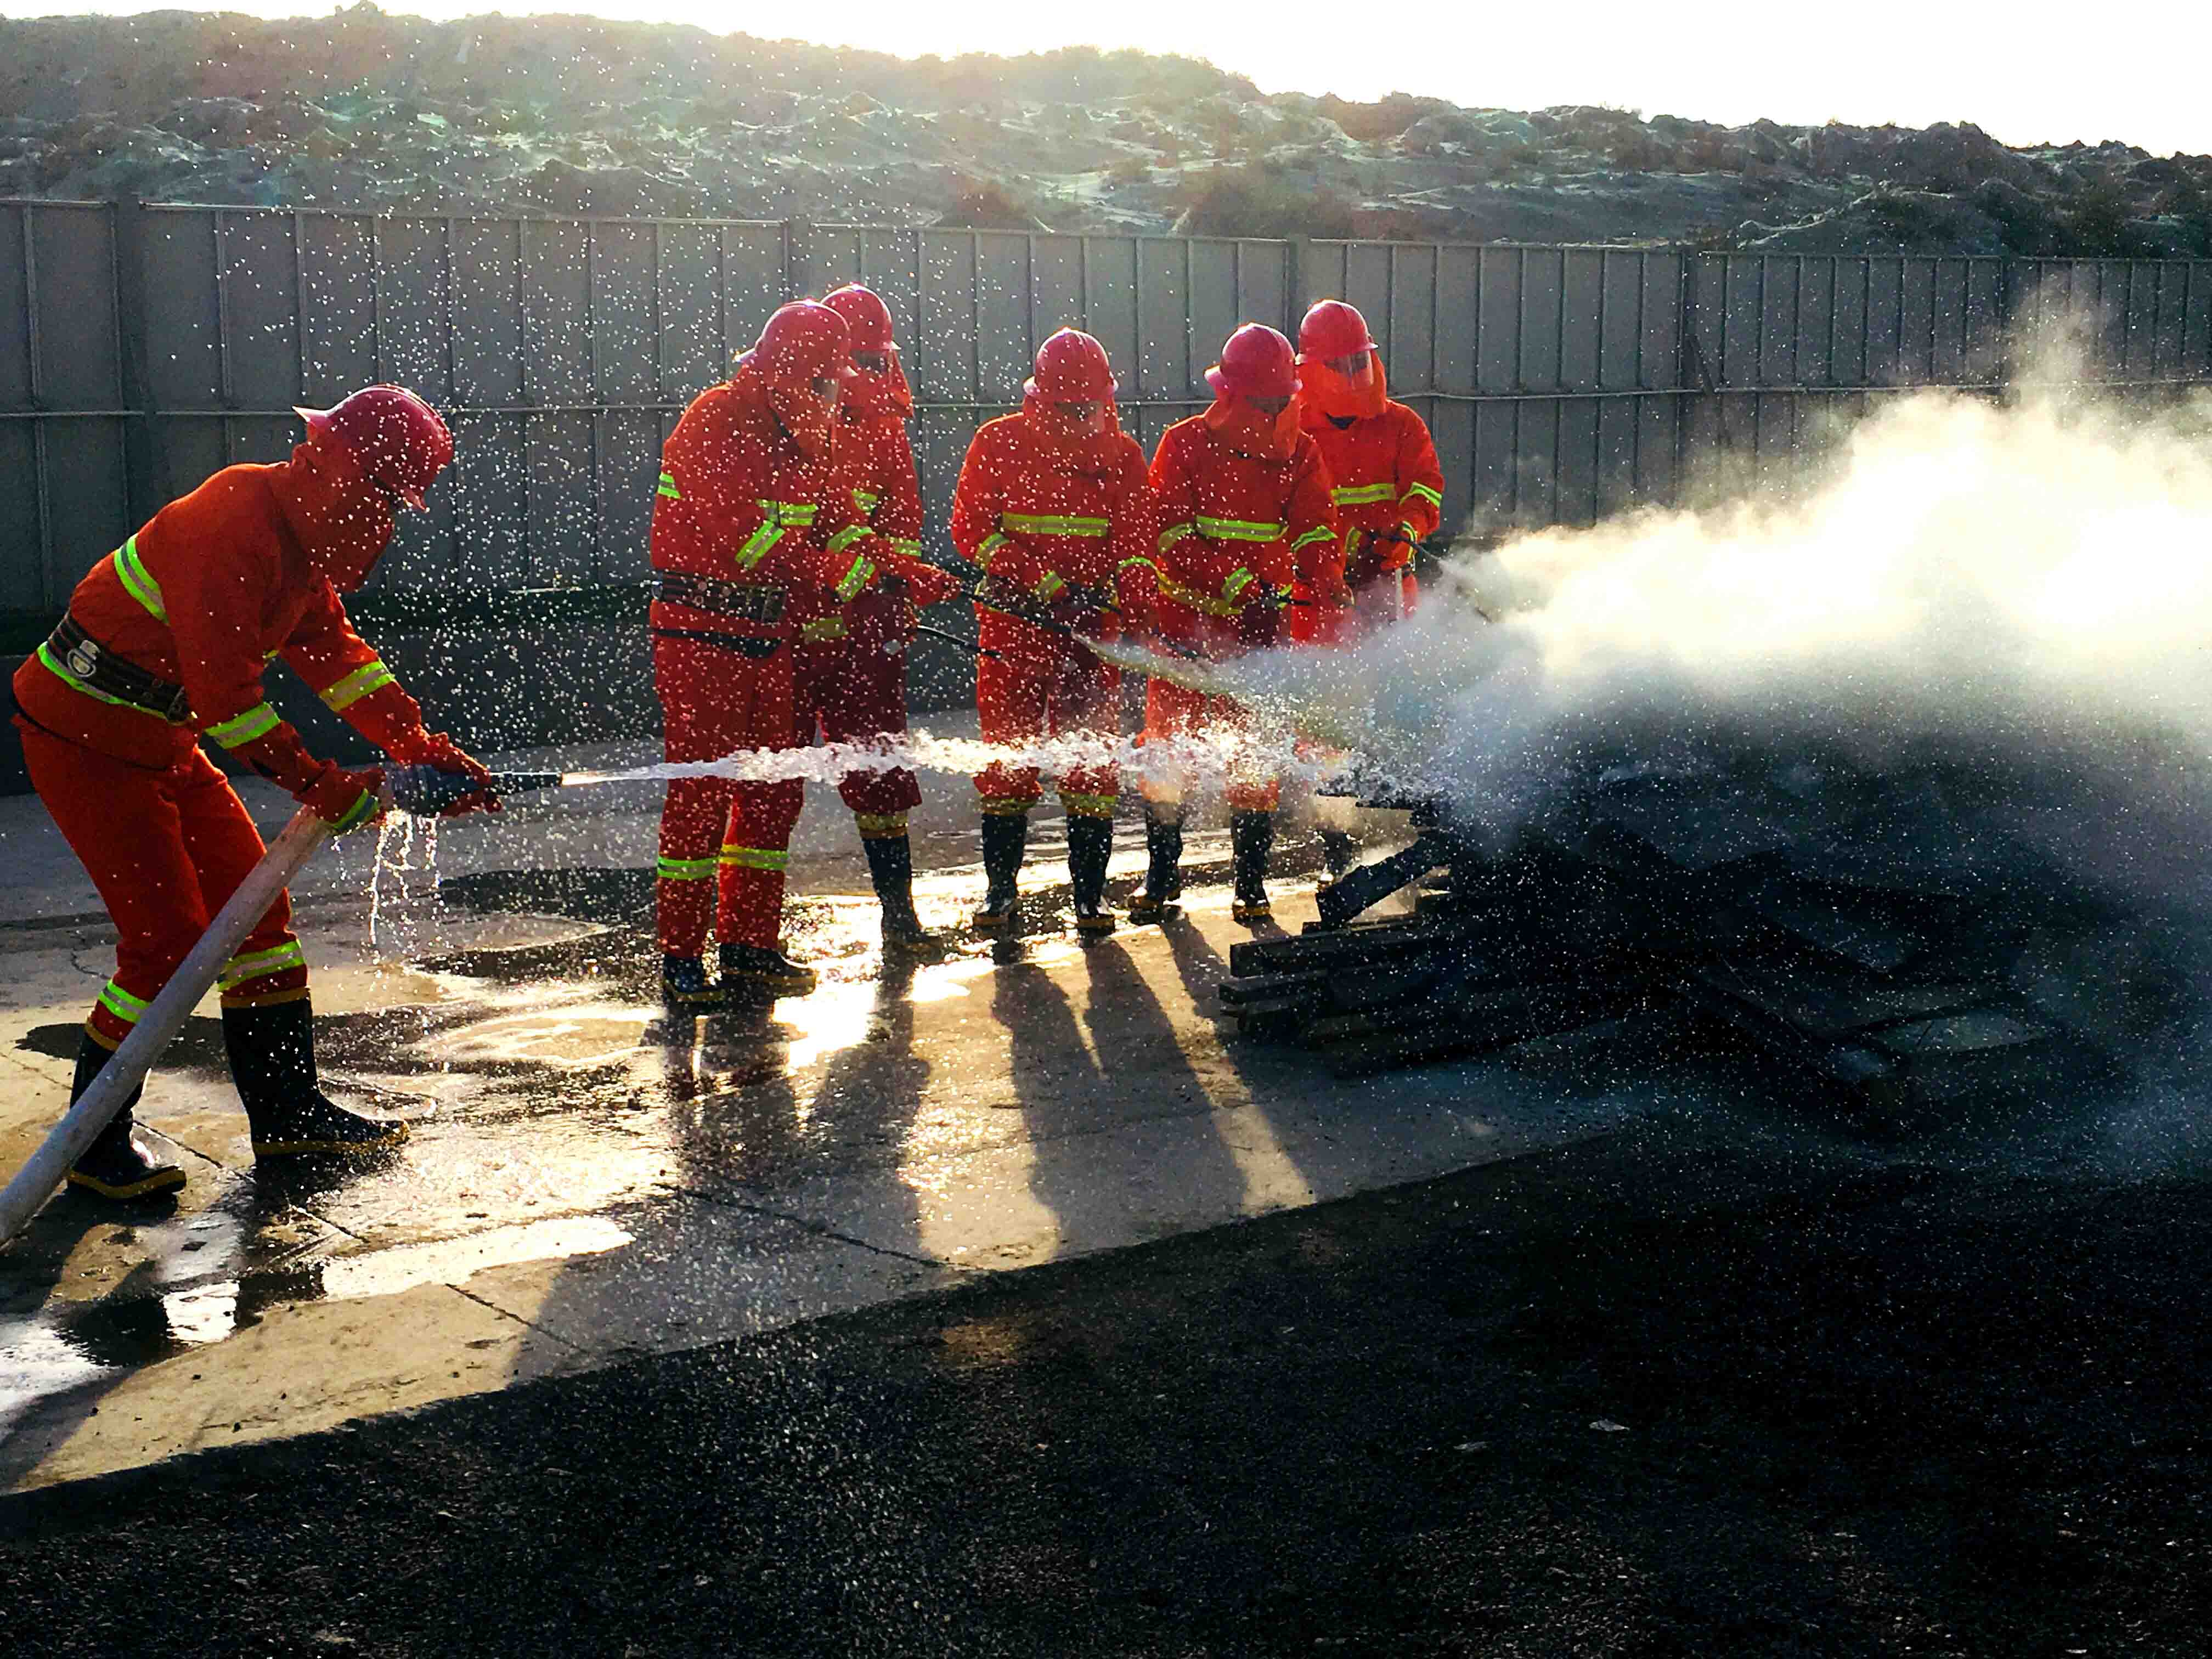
[3,1125,2208,1657]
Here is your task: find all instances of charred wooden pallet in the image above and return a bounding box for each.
[1224,771,2147,1121]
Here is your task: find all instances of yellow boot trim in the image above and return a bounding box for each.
[67,1164,188,1200]
[252,1119,411,1159]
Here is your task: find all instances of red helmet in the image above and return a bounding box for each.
[1025,328,1117,400]
[820,284,897,354]
[1298,300,1376,362]
[1205,323,1297,400]
[745,300,856,388]
[294,385,453,510]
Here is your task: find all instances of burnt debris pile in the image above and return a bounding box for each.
[1225,750,2193,1118]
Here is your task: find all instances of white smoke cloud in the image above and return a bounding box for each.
[1223,365,2212,918]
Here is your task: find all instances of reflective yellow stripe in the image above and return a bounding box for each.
[835,554,877,602]
[1159,577,1242,618]
[827,525,875,555]
[853,488,881,513]
[735,522,786,571]
[220,940,306,989]
[855,812,908,837]
[1223,567,1257,605]
[98,979,150,1026]
[657,856,716,881]
[657,471,681,500]
[1402,481,1443,509]
[319,661,396,712]
[1291,526,1336,551]
[718,845,789,871]
[1194,515,1285,541]
[1117,555,1161,575]
[112,536,166,622]
[1158,522,1197,553]
[208,703,281,749]
[1000,513,1110,537]
[1330,483,1396,506]
[974,532,1009,568]
[800,616,848,642]
[35,643,167,718]
[888,538,923,557]
[1032,572,1066,601]
[764,500,819,525]
[1061,791,1118,817]
[330,789,379,833]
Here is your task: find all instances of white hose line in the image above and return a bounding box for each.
[0,805,333,1245]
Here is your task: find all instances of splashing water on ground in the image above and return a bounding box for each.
[368,811,439,958]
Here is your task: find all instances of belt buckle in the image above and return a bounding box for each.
[63,636,100,680]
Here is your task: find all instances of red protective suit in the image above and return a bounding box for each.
[1137,409,1340,810]
[1295,400,1443,642]
[789,398,927,827]
[650,360,905,955]
[951,399,1154,820]
[11,445,447,1051]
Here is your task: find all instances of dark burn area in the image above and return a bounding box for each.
[1236,737,2208,1124]
[4,1131,2207,1655]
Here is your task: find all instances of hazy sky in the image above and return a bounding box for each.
[5,2,2208,157]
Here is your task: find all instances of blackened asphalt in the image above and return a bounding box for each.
[4,1122,2208,1657]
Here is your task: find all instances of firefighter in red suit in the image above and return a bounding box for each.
[1290,299,1446,642]
[950,329,1153,935]
[1125,324,1346,927]
[651,301,947,1008]
[9,386,495,1200]
[1293,298,1448,875]
[791,285,960,950]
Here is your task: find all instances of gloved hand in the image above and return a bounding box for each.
[301,762,387,833]
[1234,590,1286,651]
[386,730,501,817]
[1344,529,1384,589]
[881,554,962,610]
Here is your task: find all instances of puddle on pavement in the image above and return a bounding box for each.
[0,1215,631,1432]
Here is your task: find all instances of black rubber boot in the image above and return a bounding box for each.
[224,998,409,1159]
[861,833,939,952]
[974,811,1028,932]
[63,1030,185,1200]
[662,953,726,1012]
[1320,829,1357,880]
[718,943,819,1000]
[1066,814,1116,937]
[1231,809,1276,925]
[1127,804,1184,926]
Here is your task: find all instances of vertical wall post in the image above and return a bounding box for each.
[111,196,171,529]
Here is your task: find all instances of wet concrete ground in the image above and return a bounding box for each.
[2,727,1652,1495]
[4,729,2209,1648]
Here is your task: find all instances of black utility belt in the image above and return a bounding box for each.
[46,614,191,721]
[651,570,787,624]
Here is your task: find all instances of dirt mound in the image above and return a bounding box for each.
[0,7,2205,253]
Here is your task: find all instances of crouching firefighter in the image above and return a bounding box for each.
[9,385,495,1199]
[1128,323,1345,927]
[790,284,961,951]
[950,328,1154,936]
[651,300,947,1008]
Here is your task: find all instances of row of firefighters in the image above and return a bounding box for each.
[9,293,1439,1205]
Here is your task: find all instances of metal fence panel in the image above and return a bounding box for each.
[5,202,2212,625]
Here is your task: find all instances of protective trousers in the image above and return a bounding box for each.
[792,628,921,826]
[653,636,804,955]
[974,627,1121,821]
[1139,681,1280,812]
[15,719,308,1052]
